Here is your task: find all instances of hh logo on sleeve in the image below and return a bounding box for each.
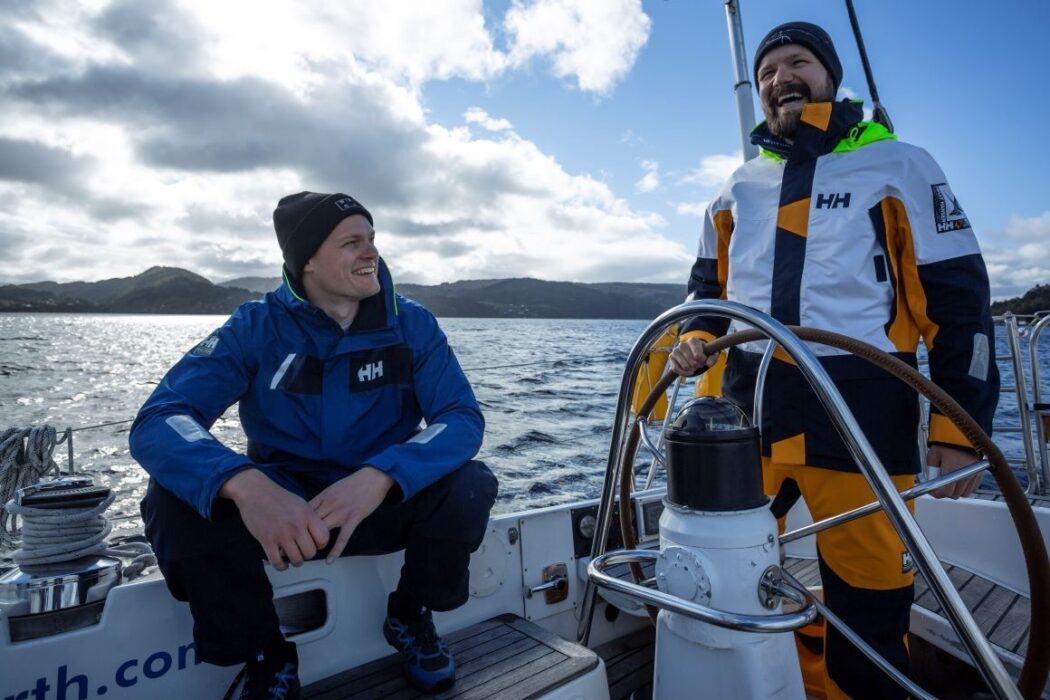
[931,183,971,233]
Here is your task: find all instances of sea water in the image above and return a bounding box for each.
[1,313,1046,533]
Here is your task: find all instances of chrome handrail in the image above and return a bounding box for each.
[588,550,818,633]
[778,571,936,700]
[780,459,989,544]
[1001,315,1040,495]
[576,300,1020,700]
[1028,313,1050,495]
[752,341,776,433]
[636,417,667,472]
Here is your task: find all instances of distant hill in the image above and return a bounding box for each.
[2,268,685,318]
[221,276,688,318]
[991,284,1050,316]
[220,276,282,294]
[397,278,685,319]
[2,267,257,314]
[8,269,1047,319]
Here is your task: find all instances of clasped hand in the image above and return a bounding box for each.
[668,338,719,377]
[222,466,394,571]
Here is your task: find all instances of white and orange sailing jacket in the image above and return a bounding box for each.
[683,100,998,474]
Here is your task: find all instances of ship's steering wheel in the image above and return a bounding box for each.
[616,326,1050,700]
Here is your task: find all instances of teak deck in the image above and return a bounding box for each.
[784,553,1034,658]
[303,614,598,699]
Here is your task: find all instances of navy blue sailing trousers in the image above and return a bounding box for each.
[141,460,498,665]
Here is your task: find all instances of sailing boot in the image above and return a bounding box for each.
[383,607,456,693]
[223,639,300,700]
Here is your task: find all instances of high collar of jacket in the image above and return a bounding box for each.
[276,257,397,333]
[750,99,866,160]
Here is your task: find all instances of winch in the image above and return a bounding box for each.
[653,397,804,699]
[0,477,123,642]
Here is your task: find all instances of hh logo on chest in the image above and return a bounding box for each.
[815,192,851,209]
[350,347,413,390]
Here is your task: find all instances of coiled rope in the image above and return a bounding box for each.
[1,425,156,578]
[0,426,63,550]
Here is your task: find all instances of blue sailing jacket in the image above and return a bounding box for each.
[129,259,483,518]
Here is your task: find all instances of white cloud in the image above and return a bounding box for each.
[1004,211,1050,241]
[635,160,659,193]
[680,152,742,188]
[675,201,710,218]
[983,211,1050,297]
[0,0,683,286]
[188,0,507,90]
[464,107,513,132]
[504,0,651,95]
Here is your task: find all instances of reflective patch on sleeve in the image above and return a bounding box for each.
[407,423,446,445]
[190,334,220,357]
[165,415,214,443]
[270,353,296,390]
[969,332,989,381]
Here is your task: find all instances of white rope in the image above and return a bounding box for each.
[4,491,157,577]
[7,492,114,565]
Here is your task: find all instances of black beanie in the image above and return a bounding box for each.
[273,192,373,280]
[754,22,843,92]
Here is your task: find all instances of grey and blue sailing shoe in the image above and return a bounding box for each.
[383,609,456,693]
[223,641,300,700]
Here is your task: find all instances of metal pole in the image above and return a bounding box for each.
[752,341,775,427]
[780,572,934,700]
[724,0,758,160]
[780,459,989,544]
[844,0,894,132]
[1028,313,1050,495]
[1004,315,1040,495]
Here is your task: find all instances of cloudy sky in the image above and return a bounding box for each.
[1,0,1047,297]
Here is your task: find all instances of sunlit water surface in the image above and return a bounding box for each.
[1,313,1046,535]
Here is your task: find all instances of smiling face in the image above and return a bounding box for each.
[301,214,381,309]
[757,44,836,141]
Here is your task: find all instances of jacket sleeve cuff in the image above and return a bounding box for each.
[362,453,413,502]
[201,460,257,520]
[928,413,976,451]
[680,330,717,344]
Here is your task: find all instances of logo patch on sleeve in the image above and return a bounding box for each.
[190,334,220,356]
[931,183,971,233]
[349,346,413,391]
[902,551,914,574]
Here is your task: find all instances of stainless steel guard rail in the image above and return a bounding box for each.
[1029,313,1050,494]
[587,550,818,633]
[1000,314,1041,495]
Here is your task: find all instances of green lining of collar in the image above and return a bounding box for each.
[832,121,898,153]
[283,267,306,302]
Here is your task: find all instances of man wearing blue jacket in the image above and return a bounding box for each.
[130,191,497,699]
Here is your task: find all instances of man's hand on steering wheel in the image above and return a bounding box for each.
[668,338,719,377]
[927,444,983,499]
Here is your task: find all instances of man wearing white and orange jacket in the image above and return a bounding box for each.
[669,22,998,700]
